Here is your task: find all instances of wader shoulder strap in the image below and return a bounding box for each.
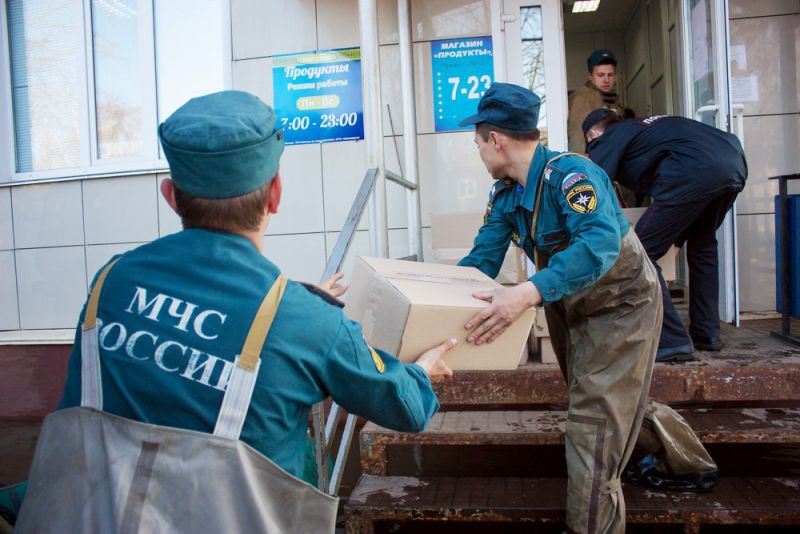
[80,259,120,410]
[530,152,592,269]
[214,275,288,440]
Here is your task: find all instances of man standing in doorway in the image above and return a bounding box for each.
[567,49,624,153]
[583,109,747,361]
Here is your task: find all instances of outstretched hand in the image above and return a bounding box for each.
[318,272,349,298]
[465,282,541,345]
[414,338,457,383]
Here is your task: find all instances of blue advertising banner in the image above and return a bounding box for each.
[272,48,363,145]
[431,37,494,132]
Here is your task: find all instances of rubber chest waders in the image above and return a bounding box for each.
[16,261,338,533]
[531,153,661,534]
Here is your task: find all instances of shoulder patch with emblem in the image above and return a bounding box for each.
[561,172,588,193]
[362,335,386,373]
[565,183,598,213]
[370,347,385,373]
[640,115,668,126]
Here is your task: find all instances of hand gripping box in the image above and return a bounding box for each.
[622,207,679,282]
[344,257,537,371]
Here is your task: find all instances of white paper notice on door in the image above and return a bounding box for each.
[730,44,747,71]
[732,75,758,103]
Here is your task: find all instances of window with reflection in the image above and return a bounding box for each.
[92,0,144,159]
[8,0,83,172]
[688,0,716,126]
[520,6,548,143]
[5,0,226,178]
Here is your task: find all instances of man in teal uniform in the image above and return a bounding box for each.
[57,91,455,482]
[456,83,717,534]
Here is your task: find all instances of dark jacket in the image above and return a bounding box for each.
[586,115,747,205]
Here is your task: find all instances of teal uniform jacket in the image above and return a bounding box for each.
[459,144,630,303]
[59,229,438,480]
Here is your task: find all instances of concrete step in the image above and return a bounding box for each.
[361,408,800,475]
[432,320,800,407]
[434,352,800,407]
[345,475,800,533]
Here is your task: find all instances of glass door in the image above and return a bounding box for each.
[681,0,740,325]
[495,0,568,150]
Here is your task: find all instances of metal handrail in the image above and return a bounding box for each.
[313,166,419,495]
[385,169,417,191]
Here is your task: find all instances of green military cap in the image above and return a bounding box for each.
[158,90,285,199]
[587,49,617,71]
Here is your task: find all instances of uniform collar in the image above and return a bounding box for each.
[585,80,618,99]
[517,144,551,211]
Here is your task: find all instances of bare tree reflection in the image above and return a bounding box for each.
[521,7,548,145]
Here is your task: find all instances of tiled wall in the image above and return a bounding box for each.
[0,0,494,333]
[0,176,168,331]
[729,1,800,311]
[230,0,493,285]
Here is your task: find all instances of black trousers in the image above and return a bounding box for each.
[634,192,738,349]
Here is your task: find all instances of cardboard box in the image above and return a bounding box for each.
[344,256,536,371]
[432,246,527,286]
[622,208,679,282]
[431,211,528,285]
[538,337,558,364]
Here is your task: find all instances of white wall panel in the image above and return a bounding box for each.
[729,15,799,116]
[417,131,489,227]
[730,0,799,19]
[624,3,648,88]
[737,115,800,215]
[317,0,360,50]
[16,246,87,329]
[263,232,326,283]
[0,251,20,330]
[12,181,84,249]
[383,136,413,230]
[647,0,666,81]
[85,243,141,288]
[83,175,159,245]
[378,0,491,45]
[322,141,369,233]
[232,57,275,107]
[269,143,325,235]
[737,213,777,312]
[0,189,13,250]
[379,43,437,136]
[231,0,317,60]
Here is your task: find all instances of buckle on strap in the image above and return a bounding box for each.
[600,477,621,494]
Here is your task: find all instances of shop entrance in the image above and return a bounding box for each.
[495,0,741,324]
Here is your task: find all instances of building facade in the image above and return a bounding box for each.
[0,0,798,342]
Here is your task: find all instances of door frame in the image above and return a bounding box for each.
[490,0,569,151]
[678,0,740,326]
